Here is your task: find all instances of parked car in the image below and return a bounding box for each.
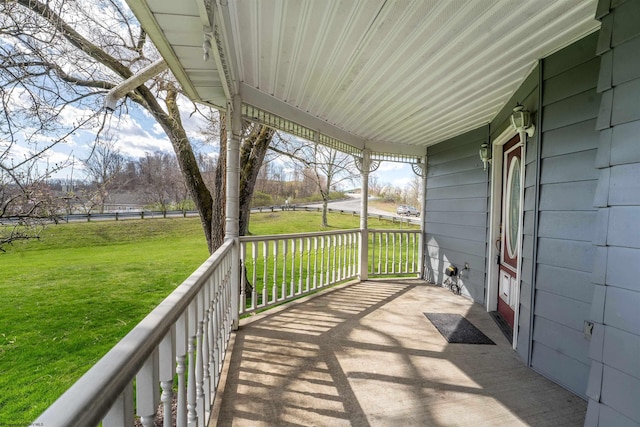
[396,205,420,216]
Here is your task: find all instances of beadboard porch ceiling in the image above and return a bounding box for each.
[126,0,600,157]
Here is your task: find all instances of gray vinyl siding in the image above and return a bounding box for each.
[586,1,640,425]
[529,32,600,399]
[424,126,489,304]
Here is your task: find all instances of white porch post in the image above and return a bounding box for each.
[419,155,427,279]
[359,149,370,281]
[225,95,241,330]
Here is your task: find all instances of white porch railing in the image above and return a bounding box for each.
[239,229,360,315]
[34,228,421,426]
[369,229,421,276]
[35,239,235,427]
[239,228,422,316]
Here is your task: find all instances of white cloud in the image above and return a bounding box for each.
[376,161,406,172]
[57,104,101,129]
[370,162,416,188]
[391,176,412,187]
[80,113,169,159]
[151,122,164,136]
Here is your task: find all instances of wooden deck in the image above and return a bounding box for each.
[211,280,586,426]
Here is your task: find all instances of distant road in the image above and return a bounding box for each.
[300,194,420,219]
[26,195,417,224]
[316,196,393,217]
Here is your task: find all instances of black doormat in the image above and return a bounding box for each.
[424,313,495,345]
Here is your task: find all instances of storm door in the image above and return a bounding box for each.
[497,135,522,330]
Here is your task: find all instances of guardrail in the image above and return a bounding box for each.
[60,210,200,222]
[2,205,420,226]
[254,204,421,225]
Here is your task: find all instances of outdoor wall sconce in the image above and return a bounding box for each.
[510,105,535,141]
[479,142,491,171]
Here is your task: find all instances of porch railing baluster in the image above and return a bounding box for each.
[313,237,318,290]
[354,232,359,276]
[176,311,188,427]
[347,233,352,277]
[262,241,268,307]
[398,231,403,273]
[251,242,258,311]
[331,235,337,283]
[290,238,296,297]
[187,302,197,426]
[281,239,287,300]
[337,234,342,281]
[103,383,133,427]
[201,284,211,414]
[378,232,383,274]
[196,318,205,427]
[306,237,311,292]
[320,236,325,286]
[240,242,247,312]
[405,233,410,273]
[385,233,389,274]
[136,349,159,427]
[371,231,376,275]
[159,329,175,427]
[207,283,216,393]
[298,238,304,295]
[272,240,279,303]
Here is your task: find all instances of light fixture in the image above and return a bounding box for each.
[510,105,535,141]
[479,142,491,171]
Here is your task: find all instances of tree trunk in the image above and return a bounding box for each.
[134,86,215,252]
[210,113,227,251]
[322,198,328,227]
[239,125,275,236]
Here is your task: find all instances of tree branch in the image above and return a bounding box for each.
[16,0,133,79]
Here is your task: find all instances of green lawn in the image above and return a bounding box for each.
[0,212,416,423]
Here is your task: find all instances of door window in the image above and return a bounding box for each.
[506,156,521,259]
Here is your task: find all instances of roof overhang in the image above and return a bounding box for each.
[125,0,600,159]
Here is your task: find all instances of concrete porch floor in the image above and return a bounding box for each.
[211,280,587,426]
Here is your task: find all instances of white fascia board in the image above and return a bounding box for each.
[125,0,202,103]
[240,83,366,150]
[215,0,240,96]
[195,0,234,101]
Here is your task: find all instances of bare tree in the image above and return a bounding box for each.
[272,135,356,227]
[0,142,65,250]
[137,151,183,212]
[0,0,275,253]
[83,136,126,213]
[406,173,421,207]
[308,144,356,227]
[369,174,382,197]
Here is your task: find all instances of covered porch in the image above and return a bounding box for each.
[35,0,640,425]
[214,279,586,426]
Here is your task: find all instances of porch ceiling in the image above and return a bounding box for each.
[126,0,599,157]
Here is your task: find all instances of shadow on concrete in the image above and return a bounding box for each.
[212,280,586,426]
